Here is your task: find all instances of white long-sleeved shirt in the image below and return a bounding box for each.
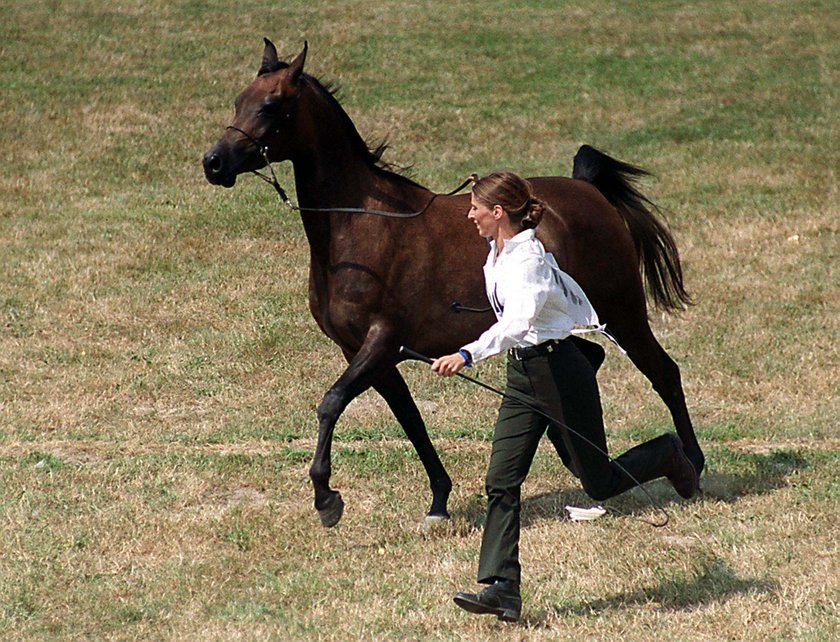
[461,229,604,364]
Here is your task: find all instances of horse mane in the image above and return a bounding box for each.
[257,56,424,189]
[303,74,425,189]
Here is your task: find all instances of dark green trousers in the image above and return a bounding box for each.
[477,338,622,585]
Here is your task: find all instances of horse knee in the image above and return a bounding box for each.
[316,387,346,425]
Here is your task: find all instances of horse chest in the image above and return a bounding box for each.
[307,260,381,348]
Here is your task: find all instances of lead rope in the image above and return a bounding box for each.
[225,126,475,217]
[399,346,671,528]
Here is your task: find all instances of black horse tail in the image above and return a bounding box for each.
[572,144,693,312]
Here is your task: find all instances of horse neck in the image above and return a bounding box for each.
[290,86,377,205]
[288,86,430,260]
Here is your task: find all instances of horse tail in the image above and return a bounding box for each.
[572,144,693,312]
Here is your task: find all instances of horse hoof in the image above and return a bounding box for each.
[422,513,451,533]
[318,492,344,528]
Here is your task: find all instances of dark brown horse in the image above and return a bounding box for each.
[202,40,703,528]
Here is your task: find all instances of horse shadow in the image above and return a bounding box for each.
[691,447,811,503]
[523,555,777,625]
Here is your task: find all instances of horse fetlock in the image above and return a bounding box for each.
[429,479,452,517]
[308,461,332,485]
[687,448,705,475]
[431,474,453,496]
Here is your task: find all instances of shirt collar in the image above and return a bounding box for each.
[490,228,535,256]
[505,228,536,248]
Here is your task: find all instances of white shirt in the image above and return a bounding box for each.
[461,229,604,364]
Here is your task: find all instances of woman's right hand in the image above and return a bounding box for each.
[431,353,467,377]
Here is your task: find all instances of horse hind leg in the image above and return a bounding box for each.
[610,321,705,475]
[372,368,452,524]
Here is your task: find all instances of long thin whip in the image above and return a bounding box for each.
[399,346,671,527]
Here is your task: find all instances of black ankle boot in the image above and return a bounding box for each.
[454,579,521,622]
[662,433,699,498]
[611,433,699,499]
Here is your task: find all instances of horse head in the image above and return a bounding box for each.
[203,39,308,187]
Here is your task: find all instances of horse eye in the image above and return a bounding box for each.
[259,99,284,117]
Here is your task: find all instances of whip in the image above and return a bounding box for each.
[399,346,671,527]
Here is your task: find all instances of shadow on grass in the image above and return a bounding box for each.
[524,556,777,624]
[518,448,811,524]
[694,448,810,502]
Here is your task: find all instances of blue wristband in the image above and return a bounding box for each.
[458,349,473,367]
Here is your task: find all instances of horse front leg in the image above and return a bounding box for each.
[308,328,395,527]
[372,367,452,525]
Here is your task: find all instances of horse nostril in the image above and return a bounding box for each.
[204,152,223,175]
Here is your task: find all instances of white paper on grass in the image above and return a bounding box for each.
[565,505,607,521]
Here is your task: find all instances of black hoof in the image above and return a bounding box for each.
[317,492,344,528]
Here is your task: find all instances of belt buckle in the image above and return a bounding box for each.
[510,347,523,361]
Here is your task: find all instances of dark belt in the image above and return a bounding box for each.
[508,339,564,361]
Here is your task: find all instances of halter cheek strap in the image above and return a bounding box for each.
[226,125,295,207]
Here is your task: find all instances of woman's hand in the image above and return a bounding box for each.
[431,353,467,377]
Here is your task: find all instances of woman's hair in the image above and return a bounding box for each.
[471,171,549,229]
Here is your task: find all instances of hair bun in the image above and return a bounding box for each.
[471,171,553,230]
[522,197,546,229]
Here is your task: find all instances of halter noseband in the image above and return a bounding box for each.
[226,125,296,208]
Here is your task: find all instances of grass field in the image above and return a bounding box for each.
[2,0,838,639]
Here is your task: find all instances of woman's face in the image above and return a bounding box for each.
[468,195,499,238]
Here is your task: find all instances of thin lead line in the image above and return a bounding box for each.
[400,347,671,528]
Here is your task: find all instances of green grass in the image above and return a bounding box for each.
[1,0,838,639]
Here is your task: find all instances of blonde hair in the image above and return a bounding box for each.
[471,171,548,229]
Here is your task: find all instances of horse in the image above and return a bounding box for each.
[202,39,703,528]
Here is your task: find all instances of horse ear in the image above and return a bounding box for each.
[260,37,279,75]
[288,41,308,84]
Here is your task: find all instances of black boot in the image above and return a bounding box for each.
[454,579,521,622]
[611,433,699,499]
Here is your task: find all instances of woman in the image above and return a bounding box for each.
[432,171,698,623]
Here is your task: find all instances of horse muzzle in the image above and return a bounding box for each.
[202,146,237,188]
